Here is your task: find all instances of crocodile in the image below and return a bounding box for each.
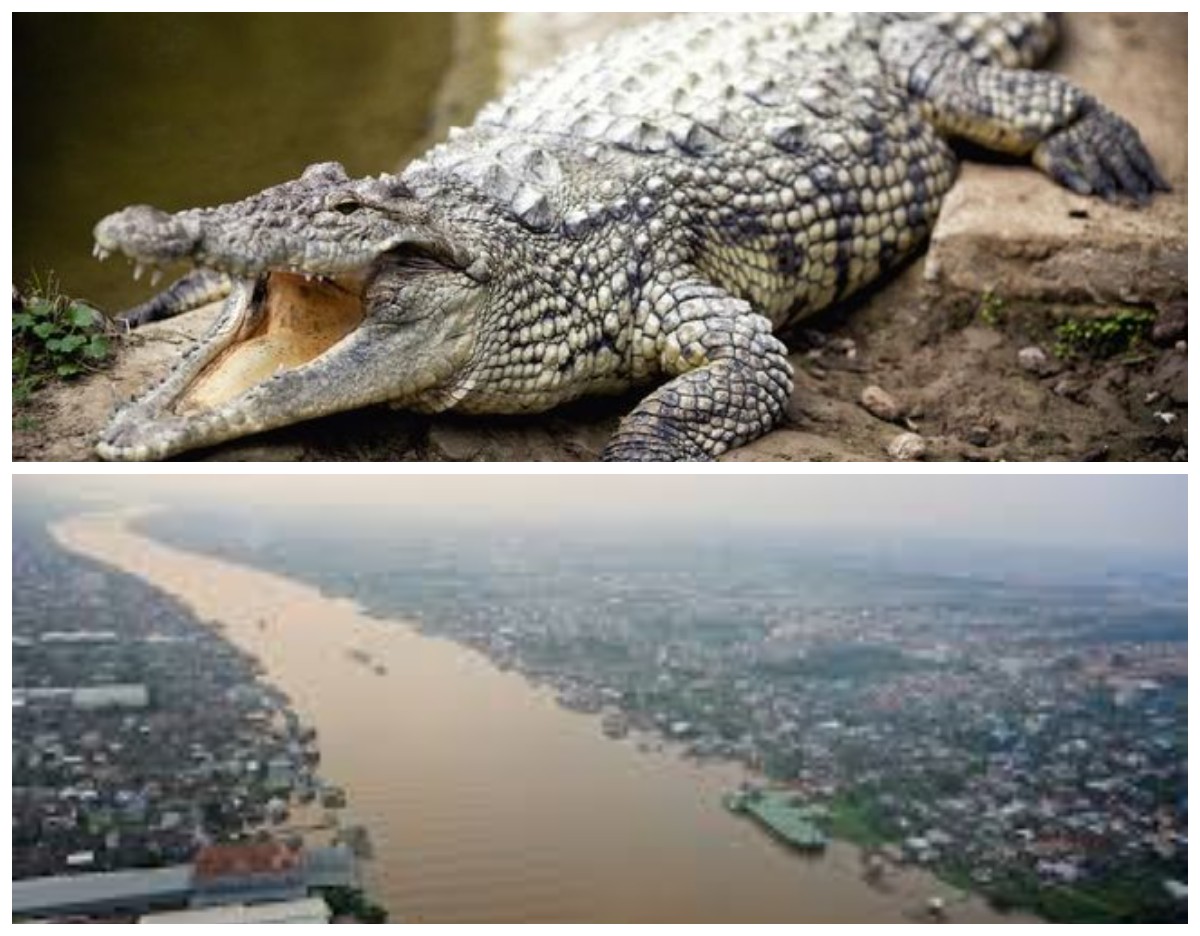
[93,12,1168,462]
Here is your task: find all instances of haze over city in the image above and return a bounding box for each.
[14,474,1187,557]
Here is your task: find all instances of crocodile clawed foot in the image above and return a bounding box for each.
[1035,103,1170,204]
[117,309,152,332]
[601,419,714,463]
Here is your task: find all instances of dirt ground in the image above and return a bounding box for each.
[12,13,1187,463]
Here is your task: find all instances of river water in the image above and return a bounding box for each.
[13,13,470,312]
[52,512,1030,924]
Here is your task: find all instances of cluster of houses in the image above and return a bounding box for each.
[13,523,359,914]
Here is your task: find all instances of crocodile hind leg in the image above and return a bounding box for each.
[881,21,1169,202]
[602,282,793,462]
[117,269,231,331]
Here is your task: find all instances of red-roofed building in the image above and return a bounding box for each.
[191,842,307,907]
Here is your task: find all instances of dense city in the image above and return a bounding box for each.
[142,506,1189,924]
[11,506,383,923]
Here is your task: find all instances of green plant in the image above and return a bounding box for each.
[978,291,1006,328]
[12,274,113,405]
[319,887,389,923]
[1054,309,1156,360]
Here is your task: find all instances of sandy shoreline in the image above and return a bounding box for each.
[50,511,1032,924]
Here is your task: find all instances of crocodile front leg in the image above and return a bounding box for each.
[603,283,793,462]
[117,270,231,330]
[882,22,1169,202]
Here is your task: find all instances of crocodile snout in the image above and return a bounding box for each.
[94,205,201,267]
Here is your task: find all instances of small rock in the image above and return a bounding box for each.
[1153,352,1188,406]
[828,337,858,357]
[1018,347,1048,369]
[1154,412,1178,427]
[966,425,992,448]
[1152,301,1187,347]
[923,254,942,283]
[427,424,487,461]
[1018,346,1058,377]
[1176,341,1187,353]
[1053,377,1088,402]
[860,385,903,423]
[888,432,927,462]
[1100,363,1129,389]
[1144,390,1161,405]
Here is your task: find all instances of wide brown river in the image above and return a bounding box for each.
[53,512,1031,924]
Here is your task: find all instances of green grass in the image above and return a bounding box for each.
[986,871,1122,923]
[968,864,1184,923]
[1054,308,1156,360]
[824,793,893,849]
[978,291,1007,328]
[12,273,113,406]
[318,886,389,923]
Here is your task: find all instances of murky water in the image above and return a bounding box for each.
[53,512,1034,924]
[13,13,476,312]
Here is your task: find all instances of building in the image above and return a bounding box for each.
[12,845,358,922]
[265,756,297,793]
[11,866,192,920]
[12,684,150,711]
[191,842,307,907]
[304,845,359,890]
[40,631,120,646]
[72,684,150,711]
[139,897,331,924]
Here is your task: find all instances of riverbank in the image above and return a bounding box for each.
[52,511,1033,924]
[13,13,1187,464]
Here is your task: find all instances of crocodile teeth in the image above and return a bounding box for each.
[133,263,146,282]
[150,269,164,288]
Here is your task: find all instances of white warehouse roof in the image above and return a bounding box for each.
[139,897,331,924]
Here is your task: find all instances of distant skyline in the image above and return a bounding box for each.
[14,474,1187,558]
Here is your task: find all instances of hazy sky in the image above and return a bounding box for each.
[14,474,1187,556]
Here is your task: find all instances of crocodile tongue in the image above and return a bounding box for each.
[176,272,365,415]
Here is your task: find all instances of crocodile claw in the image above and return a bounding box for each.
[602,415,716,463]
[1035,103,1171,204]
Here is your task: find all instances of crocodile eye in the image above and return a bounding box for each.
[333,200,361,216]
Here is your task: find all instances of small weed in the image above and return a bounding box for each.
[979,291,1007,328]
[1054,309,1157,361]
[12,273,114,405]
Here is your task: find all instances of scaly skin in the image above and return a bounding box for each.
[93,13,1168,462]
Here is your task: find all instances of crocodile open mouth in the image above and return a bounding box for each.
[175,271,367,416]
